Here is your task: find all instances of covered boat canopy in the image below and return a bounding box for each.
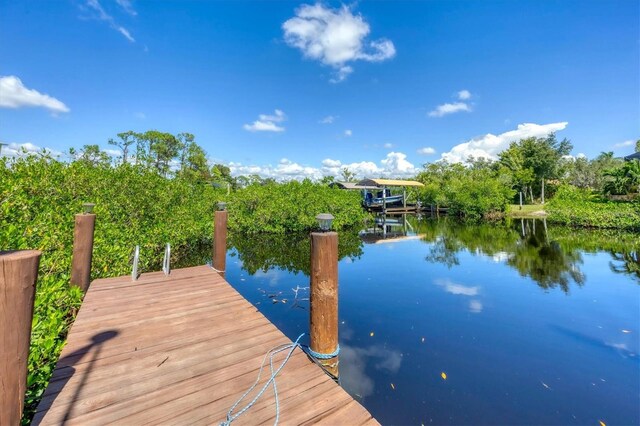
[357,178,424,188]
[329,181,379,190]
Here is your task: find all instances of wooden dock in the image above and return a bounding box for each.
[32,265,377,425]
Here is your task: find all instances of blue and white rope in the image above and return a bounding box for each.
[220,333,305,426]
[304,344,340,360]
[219,334,341,426]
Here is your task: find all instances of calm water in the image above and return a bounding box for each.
[223,218,639,425]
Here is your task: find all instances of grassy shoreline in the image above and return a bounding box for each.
[508,204,547,218]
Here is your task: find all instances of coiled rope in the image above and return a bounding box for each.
[220,334,304,426]
[220,334,340,426]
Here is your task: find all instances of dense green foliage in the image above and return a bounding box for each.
[0,154,366,422]
[229,181,367,233]
[546,185,640,230]
[562,151,623,192]
[413,135,638,225]
[414,160,515,219]
[499,134,572,202]
[1,156,222,422]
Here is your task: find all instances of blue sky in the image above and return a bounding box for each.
[1,0,638,179]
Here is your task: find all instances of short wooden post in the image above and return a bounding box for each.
[309,231,339,377]
[70,208,96,293]
[213,209,228,276]
[1,250,41,425]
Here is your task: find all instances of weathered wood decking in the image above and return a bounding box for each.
[33,266,377,425]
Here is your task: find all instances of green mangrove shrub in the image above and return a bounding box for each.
[546,185,640,230]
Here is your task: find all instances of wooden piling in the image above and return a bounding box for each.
[309,231,339,377]
[70,212,96,293]
[213,210,228,276]
[1,250,41,425]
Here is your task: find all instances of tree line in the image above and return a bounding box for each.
[69,130,240,186]
[63,130,640,207]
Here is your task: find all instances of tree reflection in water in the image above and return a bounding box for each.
[229,230,364,276]
[415,217,639,292]
[212,216,639,293]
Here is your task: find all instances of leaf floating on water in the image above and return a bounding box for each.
[441,372,447,380]
[599,421,606,426]
[541,381,550,390]
[390,383,395,390]
[370,332,374,337]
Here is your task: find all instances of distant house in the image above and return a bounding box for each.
[624,152,640,161]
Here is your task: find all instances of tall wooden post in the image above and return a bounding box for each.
[213,210,228,277]
[309,231,339,377]
[70,210,96,293]
[1,250,41,425]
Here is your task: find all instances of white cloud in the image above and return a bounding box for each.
[428,102,471,118]
[229,158,323,181]
[469,300,483,313]
[134,111,146,119]
[282,3,395,82]
[321,158,341,168]
[227,151,417,181]
[417,147,436,155]
[457,89,471,100]
[331,66,354,83]
[344,129,352,137]
[429,89,474,117]
[440,121,569,163]
[383,143,394,149]
[0,142,62,158]
[117,26,135,42]
[319,115,337,124]
[380,152,416,175]
[116,0,137,16]
[434,278,479,296]
[243,109,286,132]
[614,140,634,148]
[83,0,135,42]
[0,76,69,113]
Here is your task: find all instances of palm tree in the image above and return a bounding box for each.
[603,160,640,195]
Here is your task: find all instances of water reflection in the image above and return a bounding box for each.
[412,217,639,292]
[225,217,638,293]
[228,230,364,275]
[221,217,640,425]
[434,278,483,314]
[340,343,404,401]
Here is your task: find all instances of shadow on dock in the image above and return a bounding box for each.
[33,330,119,426]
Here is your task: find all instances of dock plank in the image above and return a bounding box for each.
[35,265,378,425]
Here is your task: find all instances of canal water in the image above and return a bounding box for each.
[224,218,639,425]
